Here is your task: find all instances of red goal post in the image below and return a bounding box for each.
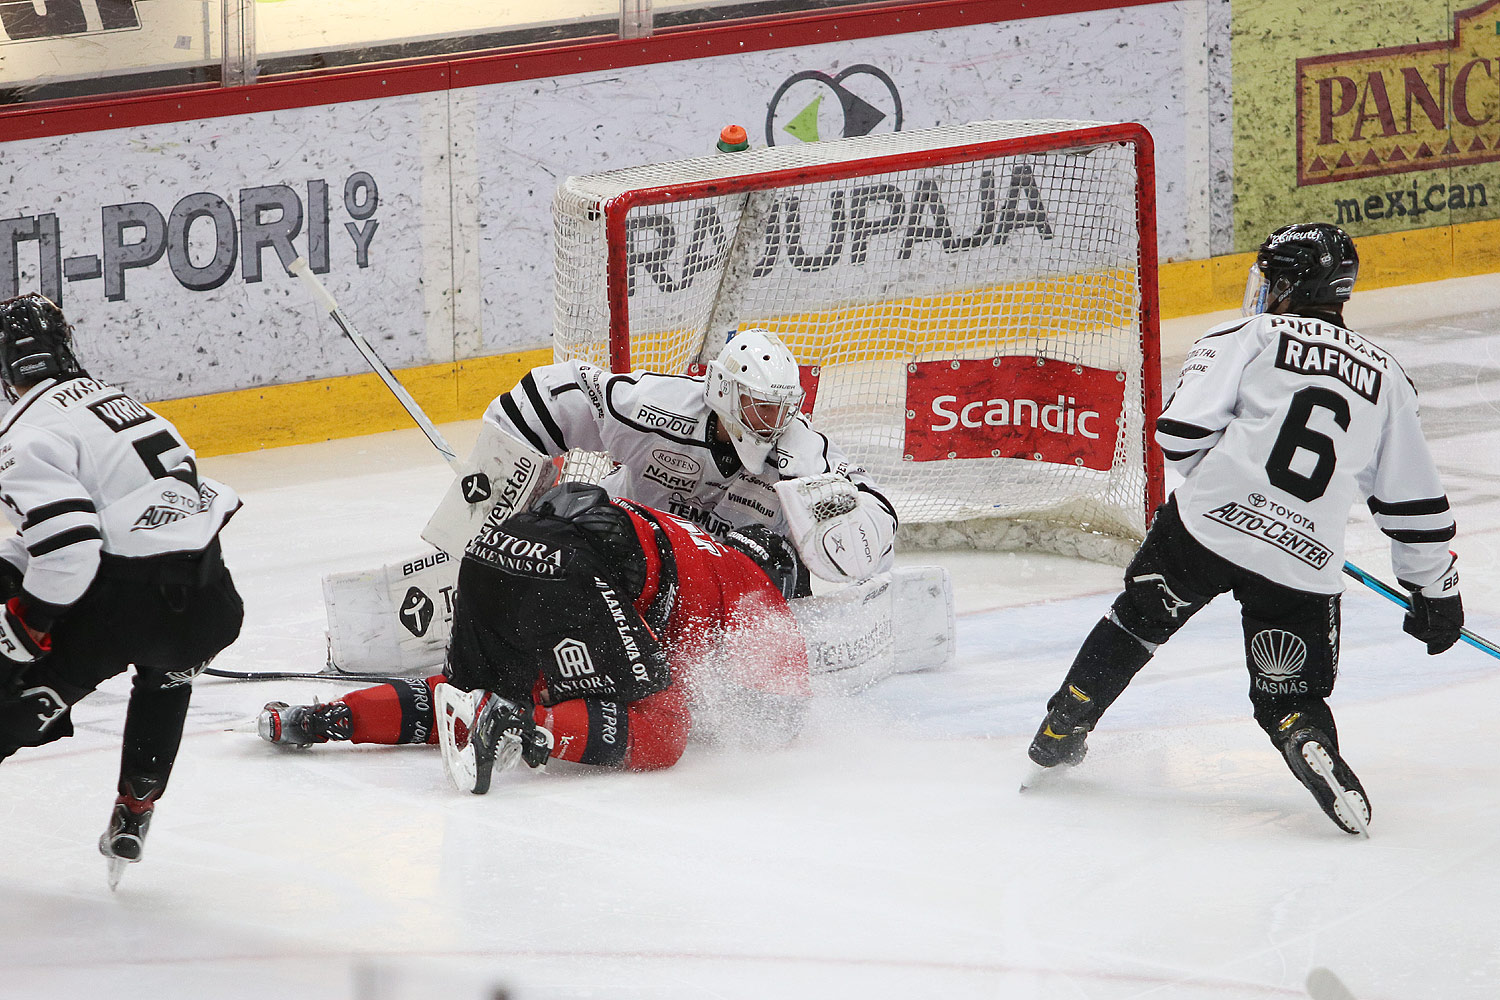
[552,120,1164,560]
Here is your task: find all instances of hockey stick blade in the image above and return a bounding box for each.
[1305,967,1358,1000]
[1342,562,1498,659]
[288,257,459,469]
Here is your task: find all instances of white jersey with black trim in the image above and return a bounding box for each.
[0,376,241,610]
[1157,311,1454,594]
[483,360,898,553]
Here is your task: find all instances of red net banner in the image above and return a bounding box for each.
[903,357,1126,469]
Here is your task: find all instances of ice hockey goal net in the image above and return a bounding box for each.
[552,120,1163,560]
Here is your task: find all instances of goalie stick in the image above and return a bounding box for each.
[289,256,459,469]
[1341,561,1498,660]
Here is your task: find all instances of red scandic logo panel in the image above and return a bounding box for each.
[903,357,1125,469]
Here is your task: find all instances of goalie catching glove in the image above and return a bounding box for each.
[1401,555,1463,655]
[774,473,894,584]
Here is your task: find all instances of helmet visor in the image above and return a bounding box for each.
[1242,264,1270,316]
[736,385,804,442]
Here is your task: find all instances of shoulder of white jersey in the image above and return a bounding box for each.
[1342,326,1420,399]
[767,415,834,477]
[1198,314,1259,340]
[603,369,711,445]
[0,376,120,436]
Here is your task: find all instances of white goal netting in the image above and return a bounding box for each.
[553,120,1161,559]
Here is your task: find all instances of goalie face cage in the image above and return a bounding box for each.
[553,120,1163,558]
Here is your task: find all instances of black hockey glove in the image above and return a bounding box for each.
[0,559,23,602]
[723,525,800,601]
[1402,591,1464,655]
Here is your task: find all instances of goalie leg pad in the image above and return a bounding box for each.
[791,566,954,694]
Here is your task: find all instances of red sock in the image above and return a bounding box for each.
[535,685,688,770]
[342,675,444,744]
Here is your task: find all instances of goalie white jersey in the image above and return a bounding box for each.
[0,376,241,610]
[484,360,897,544]
[1158,312,1453,594]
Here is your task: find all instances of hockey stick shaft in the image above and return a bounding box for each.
[289,257,460,469]
[202,665,414,683]
[1341,561,1499,659]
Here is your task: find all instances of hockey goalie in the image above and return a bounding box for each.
[261,482,817,790]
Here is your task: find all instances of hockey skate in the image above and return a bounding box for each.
[257,700,353,748]
[1022,685,1096,790]
[435,683,552,794]
[99,781,160,891]
[1277,718,1371,837]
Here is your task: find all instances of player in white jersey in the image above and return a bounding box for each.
[486,329,897,592]
[1025,224,1463,835]
[0,294,244,884]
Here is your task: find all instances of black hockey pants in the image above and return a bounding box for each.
[0,539,243,794]
[1054,496,1343,745]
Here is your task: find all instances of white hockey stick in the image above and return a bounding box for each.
[289,257,459,469]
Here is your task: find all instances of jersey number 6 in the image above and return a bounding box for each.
[1264,387,1350,503]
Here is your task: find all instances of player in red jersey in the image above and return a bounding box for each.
[259,483,810,789]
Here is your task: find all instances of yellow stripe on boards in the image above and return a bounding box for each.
[152,218,1500,457]
[151,349,550,457]
[756,270,1139,362]
[1157,216,1500,318]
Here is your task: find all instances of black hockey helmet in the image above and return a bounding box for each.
[0,293,82,391]
[1247,223,1359,314]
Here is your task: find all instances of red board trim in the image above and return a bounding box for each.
[0,0,1180,143]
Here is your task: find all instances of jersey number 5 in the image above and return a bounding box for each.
[1264,387,1350,503]
[134,430,199,491]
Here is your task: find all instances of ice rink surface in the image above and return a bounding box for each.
[2,276,1499,1000]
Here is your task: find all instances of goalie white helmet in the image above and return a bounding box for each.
[704,329,805,473]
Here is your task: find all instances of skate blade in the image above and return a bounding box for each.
[106,857,128,892]
[1303,746,1371,838]
[1019,762,1053,792]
